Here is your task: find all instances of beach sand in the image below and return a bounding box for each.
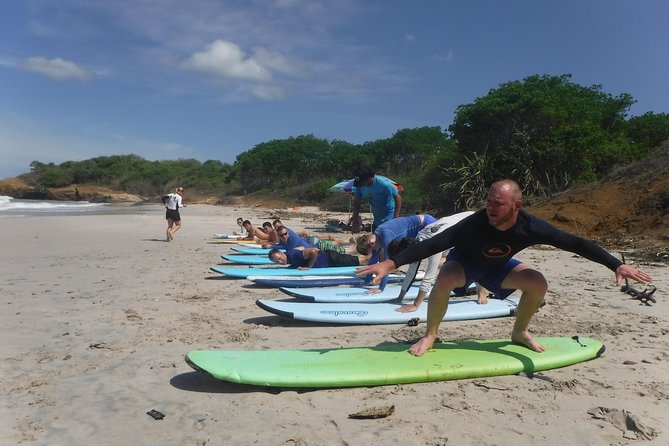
[2,203,668,445]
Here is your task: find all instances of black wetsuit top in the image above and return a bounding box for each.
[390,209,622,273]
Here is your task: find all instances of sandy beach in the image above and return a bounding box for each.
[2,203,668,445]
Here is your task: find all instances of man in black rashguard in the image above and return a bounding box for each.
[357,179,652,356]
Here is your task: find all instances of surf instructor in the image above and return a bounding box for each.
[356,179,652,356]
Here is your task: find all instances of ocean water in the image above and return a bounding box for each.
[0,195,109,216]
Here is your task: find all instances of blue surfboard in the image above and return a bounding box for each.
[280,284,420,302]
[249,275,404,288]
[231,247,281,255]
[221,254,276,265]
[255,297,519,325]
[210,265,359,278]
[280,283,476,302]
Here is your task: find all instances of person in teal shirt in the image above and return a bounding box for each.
[351,165,402,231]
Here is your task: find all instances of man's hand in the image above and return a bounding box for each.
[356,259,395,285]
[395,304,418,313]
[615,264,652,286]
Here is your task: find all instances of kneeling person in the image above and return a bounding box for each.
[269,247,365,270]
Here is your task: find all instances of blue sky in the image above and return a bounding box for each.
[1,0,667,179]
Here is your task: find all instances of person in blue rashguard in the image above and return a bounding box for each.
[351,165,402,231]
[355,214,437,293]
[272,225,316,251]
[268,247,368,269]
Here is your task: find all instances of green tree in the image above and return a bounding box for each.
[368,127,450,177]
[626,112,669,150]
[446,74,636,204]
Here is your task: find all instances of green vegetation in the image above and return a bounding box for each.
[20,74,669,214]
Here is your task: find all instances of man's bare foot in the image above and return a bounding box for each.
[511,331,545,352]
[477,293,489,305]
[408,335,436,356]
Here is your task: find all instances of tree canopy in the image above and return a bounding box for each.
[20,74,668,214]
[438,74,653,209]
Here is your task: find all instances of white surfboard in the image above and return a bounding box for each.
[211,265,359,278]
[255,297,519,325]
[280,285,421,302]
[280,282,475,303]
[248,274,406,288]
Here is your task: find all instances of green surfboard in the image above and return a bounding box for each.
[185,336,604,388]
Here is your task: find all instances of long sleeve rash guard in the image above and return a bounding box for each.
[390,209,622,273]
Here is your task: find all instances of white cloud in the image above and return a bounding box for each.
[274,0,304,7]
[21,57,95,81]
[15,2,405,102]
[253,47,300,75]
[405,33,416,43]
[182,40,271,82]
[181,39,302,100]
[433,50,455,62]
[250,84,286,101]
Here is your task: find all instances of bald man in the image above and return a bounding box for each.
[357,179,652,356]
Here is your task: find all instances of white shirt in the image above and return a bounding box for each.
[165,193,183,210]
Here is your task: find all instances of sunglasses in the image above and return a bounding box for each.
[280,232,288,236]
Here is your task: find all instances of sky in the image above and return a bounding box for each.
[1,0,667,179]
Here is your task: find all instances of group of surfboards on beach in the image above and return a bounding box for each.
[185,177,656,388]
[225,176,653,358]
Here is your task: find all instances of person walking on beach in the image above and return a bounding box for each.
[164,187,186,241]
[356,179,652,356]
[351,165,402,231]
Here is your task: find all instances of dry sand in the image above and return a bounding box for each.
[2,203,668,445]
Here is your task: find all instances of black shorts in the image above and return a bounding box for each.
[166,209,181,221]
[325,251,360,267]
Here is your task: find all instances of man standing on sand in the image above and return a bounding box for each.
[351,165,402,231]
[356,179,652,356]
[164,187,186,241]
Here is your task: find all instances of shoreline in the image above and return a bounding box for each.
[2,204,667,445]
